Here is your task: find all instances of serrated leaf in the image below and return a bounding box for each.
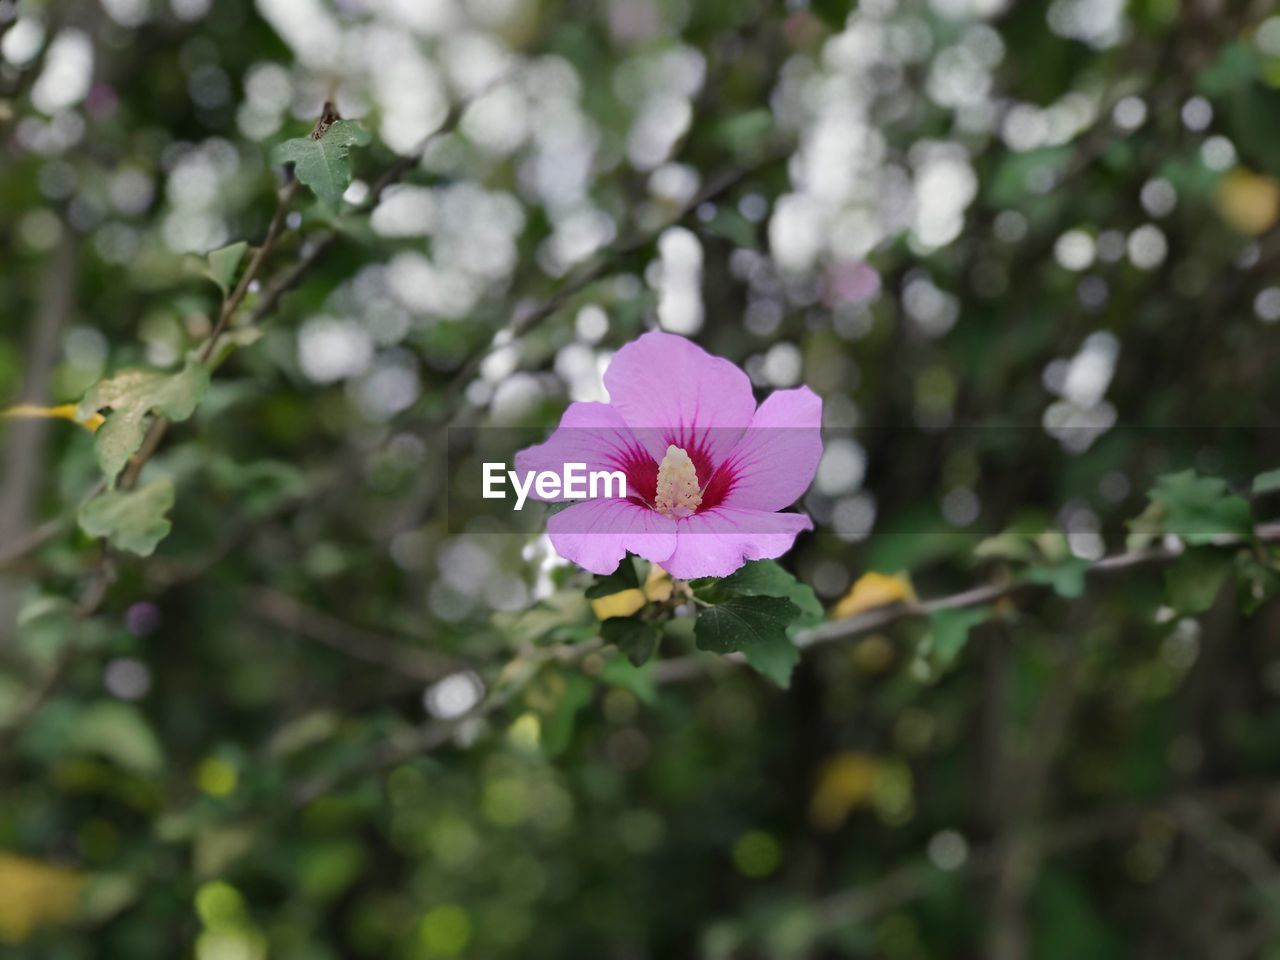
[271,120,372,208]
[1146,470,1252,545]
[1253,468,1280,496]
[600,616,660,666]
[695,594,801,687]
[698,560,824,636]
[1164,548,1232,614]
[77,479,175,556]
[79,359,210,484]
[707,559,799,598]
[1026,557,1089,598]
[927,606,990,667]
[204,241,247,296]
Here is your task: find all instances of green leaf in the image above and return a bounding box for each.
[1237,553,1280,615]
[77,479,175,556]
[702,208,756,248]
[710,108,773,155]
[695,595,801,687]
[271,120,372,208]
[600,656,656,704]
[975,532,1039,563]
[1164,548,1232,614]
[205,326,264,370]
[698,560,824,630]
[79,358,210,484]
[927,606,991,667]
[204,241,248,296]
[69,701,164,775]
[705,559,796,598]
[540,672,593,758]
[1252,468,1280,496]
[1146,471,1252,545]
[1026,557,1089,598]
[600,616,660,666]
[586,556,646,598]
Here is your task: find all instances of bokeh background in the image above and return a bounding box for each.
[2,0,1280,956]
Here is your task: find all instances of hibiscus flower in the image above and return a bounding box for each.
[515,331,822,579]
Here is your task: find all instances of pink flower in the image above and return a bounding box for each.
[515,331,822,579]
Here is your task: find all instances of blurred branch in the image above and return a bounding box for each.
[986,628,1084,960]
[248,586,471,684]
[0,232,79,570]
[802,780,1280,938]
[437,147,792,420]
[1176,798,1280,897]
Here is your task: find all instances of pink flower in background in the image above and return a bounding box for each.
[516,331,822,579]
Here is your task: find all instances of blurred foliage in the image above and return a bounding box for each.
[1,0,1280,957]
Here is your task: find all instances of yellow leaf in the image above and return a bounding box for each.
[507,711,541,752]
[809,753,881,830]
[832,571,916,619]
[1216,168,1280,236]
[2,403,104,433]
[591,589,646,620]
[0,853,84,943]
[642,565,673,603]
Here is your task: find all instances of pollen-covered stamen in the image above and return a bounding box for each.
[654,444,702,518]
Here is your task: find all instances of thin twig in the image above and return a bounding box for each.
[244,95,469,328]
[436,146,792,421]
[249,586,472,683]
[802,781,1280,936]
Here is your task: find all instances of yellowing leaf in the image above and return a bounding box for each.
[643,566,673,603]
[1216,168,1280,235]
[507,711,541,751]
[0,854,84,943]
[832,572,916,619]
[79,358,210,484]
[809,753,882,830]
[2,403,103,433]
[591,588,646,620]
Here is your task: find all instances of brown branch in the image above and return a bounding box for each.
[248,586,471,683]
[116,175,303,493]
[0,231,79,558]
[803,781,1280,938]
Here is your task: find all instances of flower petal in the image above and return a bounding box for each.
[603,331,756,468]
[514,402,650,502]
[718,387,823,512]
[659,507,813,580]
[547,498,678,575]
